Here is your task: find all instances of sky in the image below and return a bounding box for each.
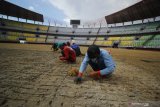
[8,0,142,26]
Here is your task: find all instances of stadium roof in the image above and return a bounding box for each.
[0,0,44,22]
[105,0,160,24]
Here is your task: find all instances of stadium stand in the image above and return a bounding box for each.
[1,17,160,48]
[0,0,160,49]
[1,18,159,35]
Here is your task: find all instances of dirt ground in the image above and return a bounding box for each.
[0,43,160,107]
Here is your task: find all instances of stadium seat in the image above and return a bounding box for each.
[94,41,104,45]
[108,37,120,41]
[7,36,19,41]
[26,37,36,42]
[6,32,21,41]
[120,36,134,41]
[119,41,133,47]
[23,33,36,37]
[96,37,104,40]
[103,41,113,46]
[153,34,160,40]
[86,40,94,45]
[38,25,48,31]
[36,38,46,43]
[23,23,38,30]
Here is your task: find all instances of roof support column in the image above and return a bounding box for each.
[142,19,144,24]
[153,17,155,22]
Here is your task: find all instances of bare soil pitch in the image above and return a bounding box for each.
[0,43,160,107]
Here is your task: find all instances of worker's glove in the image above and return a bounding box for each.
[74,77,82,84]
[74,72,83,84]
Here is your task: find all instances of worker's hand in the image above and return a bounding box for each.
[74,72,83,84]
[74,77,82,84]
[59,57,64,60]
[89,71,101,79]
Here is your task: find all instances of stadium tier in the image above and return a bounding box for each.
[145,34,160,48]
[0,18,160,48]
[1,19,22,28]
[0,18,48,32]
[1,18,160,35]
[0,31,20,41]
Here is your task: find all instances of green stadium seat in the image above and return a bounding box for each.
[95,41,104,45]
[103,41,113,46]
[26,37,36,42]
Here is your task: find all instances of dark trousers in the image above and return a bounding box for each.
[73,48,81,56]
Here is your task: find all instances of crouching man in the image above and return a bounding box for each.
[59,43,76,63]
[71,43,82,56]
[51,43,58,51]
[74,45,116,84]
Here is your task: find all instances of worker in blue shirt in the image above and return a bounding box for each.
[74,45,116,84]
[71,43,82,56]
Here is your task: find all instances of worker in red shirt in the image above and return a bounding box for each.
[59,43,76,62]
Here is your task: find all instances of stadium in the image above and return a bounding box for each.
[0,0,160,106]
